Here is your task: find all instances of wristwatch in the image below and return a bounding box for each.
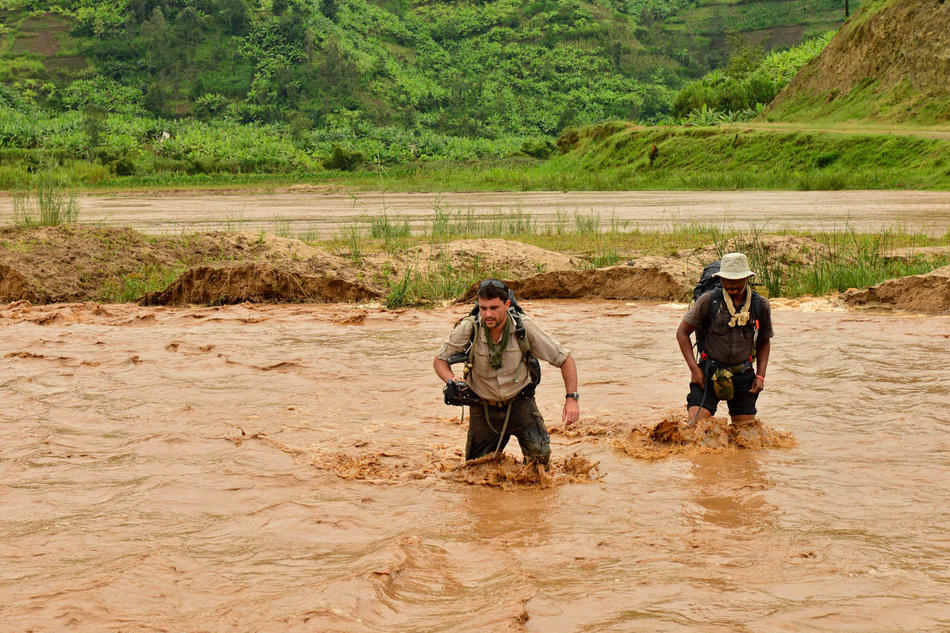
[565,392,580,401]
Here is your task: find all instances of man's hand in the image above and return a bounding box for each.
[690,364,706,388]
[562,398,580,426]
[749,376,765,394]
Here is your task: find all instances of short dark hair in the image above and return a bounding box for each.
[476,279,509,301]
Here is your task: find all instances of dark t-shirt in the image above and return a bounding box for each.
[683,290,774,365]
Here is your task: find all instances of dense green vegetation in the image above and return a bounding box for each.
[668,31,833,121]
[0,0,864,187]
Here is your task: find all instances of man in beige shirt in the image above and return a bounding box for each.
[434,279,579,466]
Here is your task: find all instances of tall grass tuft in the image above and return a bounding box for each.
[12,174,80,227]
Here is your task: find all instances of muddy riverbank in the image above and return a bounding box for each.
[2,225,949,311]
[3,189,950,235]
[1,299,947,631]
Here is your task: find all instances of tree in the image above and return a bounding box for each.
[320,0,339,21]
[218,0,250,35]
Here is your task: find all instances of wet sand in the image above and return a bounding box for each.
[1,299,948,631]
[2,190,950,235]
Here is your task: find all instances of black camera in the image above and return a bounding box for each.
[443,380,482,406]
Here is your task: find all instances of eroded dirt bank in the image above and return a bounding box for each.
[843,264,950,312]
[4,225,948,310]
[1,299,947,631]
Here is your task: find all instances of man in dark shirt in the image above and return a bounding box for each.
[675,252,773,425]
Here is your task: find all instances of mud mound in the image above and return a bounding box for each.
[0,264,38,303]
[613,415,795,460]
[472,258,691,302]
[0,226,358,304]
[360,239,579,287]
[677,235,830,267]
[141,262,380,306]
[842,265,950,312]
[222,232,344,266]
[413,239,577,277]
[447,453,602,489]
[768,0,950,122]
[0,225,179,302]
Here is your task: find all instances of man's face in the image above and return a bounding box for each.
[478,297,510,329]
[721,277,748,302]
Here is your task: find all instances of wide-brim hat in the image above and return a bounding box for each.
[714,252,756,280]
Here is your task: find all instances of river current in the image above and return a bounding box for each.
[1,299,947,631]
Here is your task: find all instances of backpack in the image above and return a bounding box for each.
[692,260,763,362]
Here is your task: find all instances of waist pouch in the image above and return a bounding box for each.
[706,360,752,400]
[712,367,734,400]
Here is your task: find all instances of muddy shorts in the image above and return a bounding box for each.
[686,362,758,417]
[466,396,550,465]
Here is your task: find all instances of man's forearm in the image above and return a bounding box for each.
[433,357,456,384]
[676,323,699,369]
[559,355,578,392]
[755,339,770,376]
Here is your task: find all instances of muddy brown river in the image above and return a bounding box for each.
[1,299,947,631]
[2,190,950,235]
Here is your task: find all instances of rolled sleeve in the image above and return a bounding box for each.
[683,292,711,329]
[523,318,570,368]
[437,319,475,361]
[758,298,774,339]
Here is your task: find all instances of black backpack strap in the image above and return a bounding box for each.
[696,292,721,360]
[512,312,541,385]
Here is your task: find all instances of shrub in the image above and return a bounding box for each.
[520,138,556,159]
[323,143,365,170]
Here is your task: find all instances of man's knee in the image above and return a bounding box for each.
[519,435,550,465]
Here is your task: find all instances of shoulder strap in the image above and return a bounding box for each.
[463,314,478,353]
[512,312,531,355]
[697,292,721,355]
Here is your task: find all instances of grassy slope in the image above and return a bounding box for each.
[313,123,950,192]
[765,0,950,125]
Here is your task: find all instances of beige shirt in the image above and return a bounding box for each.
[437,314,570,402]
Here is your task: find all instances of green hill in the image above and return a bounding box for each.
[766,0,950,124]
[0,0,866,187]
[0,0,859,132]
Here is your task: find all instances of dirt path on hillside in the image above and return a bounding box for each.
[1,190,948,236]
[730,122,950,140]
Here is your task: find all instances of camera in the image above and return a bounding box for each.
[443,380,482,406]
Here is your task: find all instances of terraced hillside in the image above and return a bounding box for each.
[0,0,862,134]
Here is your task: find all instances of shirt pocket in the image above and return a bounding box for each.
[495,346,526,385]
[710,311,732,336]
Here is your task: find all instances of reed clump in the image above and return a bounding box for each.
[11,174,79,227]
[318,208,950,306]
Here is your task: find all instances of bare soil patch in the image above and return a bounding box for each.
[678,234,830,267]
[0,226,354,303]
[842,264,950,312]
[504,257,693,302]
[141,263,380,306]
